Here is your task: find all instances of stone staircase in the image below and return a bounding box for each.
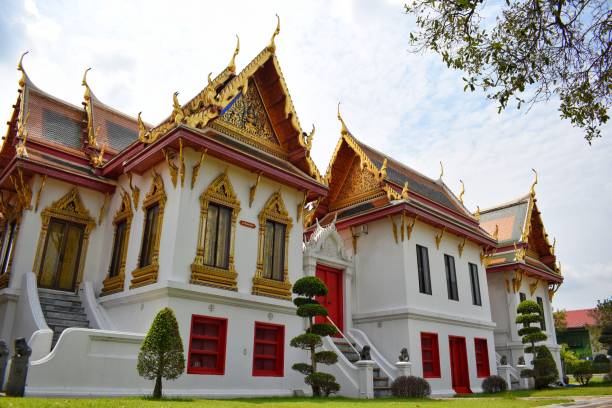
[333,338,391,397]
[38,289,90,347]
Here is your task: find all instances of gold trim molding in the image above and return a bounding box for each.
[191,172,241,291]
[130,171,166,289]
[101,190,133,295]
[252,191,293,300]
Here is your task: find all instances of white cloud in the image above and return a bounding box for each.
[0,0,610,310]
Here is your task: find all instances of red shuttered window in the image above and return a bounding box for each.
[421,332,441,378]
[252,322,284,377]
[187,315,227,375]
[474,338,490,378]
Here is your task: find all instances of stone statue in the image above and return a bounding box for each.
[0,340,8,390]
[6,338,32,397]
[500,355,508,365]
[359,345,371,361]
[398,348,409,362]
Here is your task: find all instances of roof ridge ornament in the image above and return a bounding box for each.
[438,161,444,179]
[475,205,481,221]
[228,35,240,74]
[172,92,185,124]
[267,14,280,53]
[81,67,98,148]
[17,51,29,88]
[15,110,30,158]
[459,179,465,204]
[137,112,150,143]
[529,168,538,197]
[337,102,350,136]
[379,158,388,180]
[401,181,410,200]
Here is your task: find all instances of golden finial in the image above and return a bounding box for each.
[439,161,444,179]
[401,181,410,200]
[529,168,538,196]
[93,143,106,167]
[82,67,92,100]
[304,124,315,150]
[475,205,481,221]
[172,92,184,124]
[15,111,30,158]
[228,35,240,73]
[459,179,465,204]
[138,112,149,142]
[337,102,349,136]
[551,237,556,255]
[493,224,499,240]
[17,51,29,88]
[267,14,280,53]
[380,158,388,180]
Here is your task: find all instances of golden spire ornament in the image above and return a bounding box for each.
[267,14,280,53]
[439,161,444,179]
[459,179,465,204]
[475,205,481,221]
[137,112,149,143]
[337,102,350,136]
[227,35,240,73]
[17,51,29,88]
[401,181,410,200]
[529,168,538,196]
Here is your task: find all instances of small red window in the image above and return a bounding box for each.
[421,332,441,378]
[474,338,490,377]
[187,315,227,375]
[252,322,284,377]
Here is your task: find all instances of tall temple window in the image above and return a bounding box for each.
[519,292,527,302]
[101,192,132,295]
[444,254,459,301]
[191,172,240,291]
[131,172,166,289]
[537,296,547,331]
[416,245,432,295]
[252,192,293,300]
[33,188,95,292]
[187,315,227,375]
[469,262,482,306]
[252,322,285,377]
[420,332,440,378]
[474,338,491,377]
[0,221,17,275]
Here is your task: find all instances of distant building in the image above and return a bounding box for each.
[556,309,597,358]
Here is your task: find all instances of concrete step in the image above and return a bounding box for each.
[47,317,89,327]
[374,386,392,398]
[43,310,89,322]
[40,303,85,314]
[374,377,389,387]
[38,290,80,300]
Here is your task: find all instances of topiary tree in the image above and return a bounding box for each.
[137,307,185,399]
[532,345,559,389]
[290,276,340,397]
[516,300,548,360]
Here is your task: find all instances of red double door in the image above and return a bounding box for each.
[449,336,471,394]
[315,264,344,335]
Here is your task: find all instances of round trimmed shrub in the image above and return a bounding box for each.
[481,375,508,393]
[292,276,328,297]
[572,360,594,385]
[391,375,431,398]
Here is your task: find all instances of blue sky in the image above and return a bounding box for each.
[1,0,610,310]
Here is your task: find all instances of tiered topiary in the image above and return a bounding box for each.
[391,375,431,398]
[290,276,340,397]
[481,375,508,393]
[516,300,557,388]
[137,307,185,399]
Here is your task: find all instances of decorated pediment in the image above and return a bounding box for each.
[331,154,381,211]
[217,79,280,149]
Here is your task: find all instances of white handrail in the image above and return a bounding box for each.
[326,316,361,357]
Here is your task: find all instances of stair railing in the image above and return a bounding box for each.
[326,316,361,358]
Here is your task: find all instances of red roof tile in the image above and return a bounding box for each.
[565,309,596,328]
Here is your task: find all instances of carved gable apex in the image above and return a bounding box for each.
[50,188,92,219]
[201,172,241,210]
[216,78,281,152]
[304,218,351,262]
[331,155,381,210]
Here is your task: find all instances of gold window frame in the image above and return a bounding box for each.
[191,172,241,291]
[101,190,133,295]
[252,191,293,300]
[32,187,95,291]
[130,171,166,289]
[0,201,24,289]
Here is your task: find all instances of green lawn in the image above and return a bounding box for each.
[0,397,571,408]
[459,380,612,398]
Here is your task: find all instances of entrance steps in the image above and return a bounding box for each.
[38,289,90,347]
[332,338,392,398]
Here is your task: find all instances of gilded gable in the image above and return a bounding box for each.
[216,78,280,151]
[331,157,381,210]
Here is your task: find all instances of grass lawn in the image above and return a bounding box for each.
[0,397,572,408]
[459,379,612,398]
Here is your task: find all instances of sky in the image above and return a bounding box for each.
[0,0,610,310]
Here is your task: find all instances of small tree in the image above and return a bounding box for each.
[599,323,612,379]
[553,309,567,332]
[137,307,185,399]
[516,300,548,358]
[290,276,340,397]
[533,345,559,389]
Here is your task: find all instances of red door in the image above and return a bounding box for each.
[315,264,344,335]
[449,336,471,394]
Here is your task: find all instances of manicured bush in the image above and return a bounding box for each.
[572,360,594,385]
[593,354,609,363]
[137,307,185,399]
[533,346,559,389]
[391,375,431,398]
[291,276,339,397]
[481,375,508,393]
[593,360,610,374]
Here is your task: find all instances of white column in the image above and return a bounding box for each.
[355,360,376,399]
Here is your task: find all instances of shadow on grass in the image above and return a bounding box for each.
[222,396,444,404]
[142,396,195,402]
